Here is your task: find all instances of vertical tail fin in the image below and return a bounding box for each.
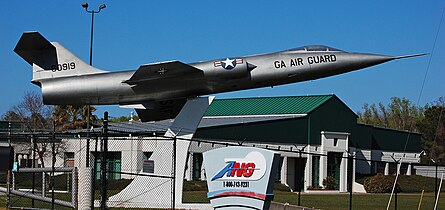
[14,32,106,82]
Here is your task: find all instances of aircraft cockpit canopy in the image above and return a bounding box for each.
[286,45,343,52]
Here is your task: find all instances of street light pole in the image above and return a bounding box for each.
[82,2,106,66]
[82,3,106,209]
[81,2,106,168]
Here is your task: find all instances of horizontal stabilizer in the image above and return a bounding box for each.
[14,32,106,81]
[14,32,58,70]
[124,61,203,85]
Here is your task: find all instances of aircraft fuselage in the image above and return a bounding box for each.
[14,32,423,121]
[40,49,401,105]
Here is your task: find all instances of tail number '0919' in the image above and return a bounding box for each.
[51,62,76,72]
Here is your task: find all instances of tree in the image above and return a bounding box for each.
[109,114,140,123]
[417,97,445,163]
[53,105,97,131]
[358,96,445,163]
[357,97,425,132]
[1,92,63,168]
[2,92,53,131]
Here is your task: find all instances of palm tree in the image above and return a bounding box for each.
[54,105,97,131]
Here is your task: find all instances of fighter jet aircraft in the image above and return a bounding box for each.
[14,32,423,122]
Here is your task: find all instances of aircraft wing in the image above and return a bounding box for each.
[129,98,188,122]
[124,61,203,85]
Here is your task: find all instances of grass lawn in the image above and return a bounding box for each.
[274,191,443,210]
[1,175,444,209]
[0,192,74,210]
[183,191,445,210]
[1,191,445,209]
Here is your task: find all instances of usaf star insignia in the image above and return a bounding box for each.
[214,58,243,70]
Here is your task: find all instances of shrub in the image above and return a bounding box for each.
[364,173,401,193]
[274,182,291,192]
[307,185,323,190]
[322,176,338,190]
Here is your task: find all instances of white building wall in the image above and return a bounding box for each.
[355,150,372,174]
[38,134,421,193]
[305,152,312,191]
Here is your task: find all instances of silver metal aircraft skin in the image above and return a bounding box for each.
[14,32,423,121]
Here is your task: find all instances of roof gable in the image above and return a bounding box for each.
[204,95,334,116]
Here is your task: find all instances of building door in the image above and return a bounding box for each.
[285,157,307,191]
[312,156,320,187]
[94,152,122,180]
[107,152,122,180]
[295,157,307,192]
[327,152,342,189]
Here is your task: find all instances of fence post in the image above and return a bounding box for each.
[51,120,56,210]
[73,167,78,209]
[7,169,11,209]
[91,136,98,210]
[100,111,109,210]
[172,136,177,210]
[78,167,92,209]
[348,153,353,210]
[7,122,11,209]
[42,172,46,197]
[435,162,438,202]
[32,135,36,208]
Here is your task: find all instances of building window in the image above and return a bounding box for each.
[192,153,203,181]
[142,152,154,173]
[64,152,75,167]
[333,138,338,147]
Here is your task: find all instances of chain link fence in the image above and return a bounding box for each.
[96,137,177,209]
[1,120,445,209]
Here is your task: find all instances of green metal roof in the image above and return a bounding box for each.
[205,95,334,116]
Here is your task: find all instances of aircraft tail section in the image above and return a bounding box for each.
[14,32,105,82]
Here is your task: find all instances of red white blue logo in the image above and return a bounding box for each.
[211,161,256,181]
[214,58,243,70]
[210,151,266,181]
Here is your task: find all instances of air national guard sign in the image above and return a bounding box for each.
[203,147,280,210]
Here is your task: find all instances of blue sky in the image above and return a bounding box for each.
[1,1,444,119]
